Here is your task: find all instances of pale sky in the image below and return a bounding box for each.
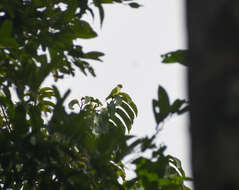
[45,0,192,184]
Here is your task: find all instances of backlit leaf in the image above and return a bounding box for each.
[161,50,188,66]
[120,101,135,122]
[111,115,126,134]
[128,2,141,8]
[116,108,132,132]
[75,20,97,39]
[68,99,79,110]
[82,51,104,61]
[119,92,138,116]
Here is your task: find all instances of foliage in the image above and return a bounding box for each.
[125,86,191,190]
[0,1,190,190]
[153,86,189,126]
[161,50,188,66]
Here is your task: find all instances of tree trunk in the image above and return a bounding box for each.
[187,1,239,190]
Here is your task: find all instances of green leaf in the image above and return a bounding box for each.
[108,101,116,116]
[38,91,55,101]
[13,104,28,135]
[158,86,170,107]
[120,101,135,122]
[93,0,105,25]
[177,105,190,114]
[170,99,186,113]
[116,108,132,132]
[99,5,105,26]
[170,99,189,115]
[0,19,18,48]
[152,86,171,125]
[161,50,188,66]
[0,20,12,37]
[119,92,138,116]
[68,99,79,110]
[116,164,126,181]
[168,155,185,177]
[75,20,97,39]
[152,99,160,124]
[82,51,105,61]
[101,0,113,3]
[128,2,141,8]
[32,0,44,7]
[41,100,55,107]
[39,87,54,93]
[111,115,126,134]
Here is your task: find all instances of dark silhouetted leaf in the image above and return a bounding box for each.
[76,20,97,39]
[128,2,141,8]
[82,51,105,61]
[68,99,79,110]
[161,50,188,66]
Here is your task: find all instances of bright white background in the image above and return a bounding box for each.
[48,0,192,184]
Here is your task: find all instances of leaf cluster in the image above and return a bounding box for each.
[0,1,191,190]
[125,144,191,190]
[153,86,189,126]
[0,85,137,189]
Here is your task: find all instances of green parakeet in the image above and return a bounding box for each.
[106,84,123,100]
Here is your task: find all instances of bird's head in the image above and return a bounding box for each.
[117,84,123,88]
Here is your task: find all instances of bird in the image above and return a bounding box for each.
[105,84,123,100]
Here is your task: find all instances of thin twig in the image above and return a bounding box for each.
[0,105,11,132]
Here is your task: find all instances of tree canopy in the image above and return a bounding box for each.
[0,1,190,189]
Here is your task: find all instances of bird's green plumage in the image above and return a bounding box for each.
[106,84,123,100]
